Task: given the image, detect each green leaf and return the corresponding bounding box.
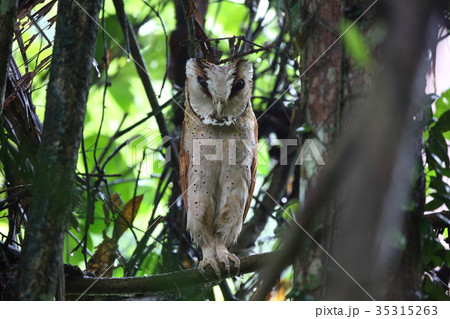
[424,198,443,211]
[429,176,450,194]
[435,88,450,118]
[431,193,450,211]
[440,168,450,177]
[427,128,450,168]
[435,110,450,132]
[282,200,300,220]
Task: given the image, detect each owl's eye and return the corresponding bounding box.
[232,79,245,92]
[197,76,207,89]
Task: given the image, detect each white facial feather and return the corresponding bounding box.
[185,58,253,126]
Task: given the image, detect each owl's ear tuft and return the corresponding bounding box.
[185,58,196,79]
[186,58,206,75]
[235,59,253,79]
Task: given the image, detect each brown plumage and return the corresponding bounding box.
[180,58,257,277]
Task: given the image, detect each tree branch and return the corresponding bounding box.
[65,252,273,296]
[0,0,17,111]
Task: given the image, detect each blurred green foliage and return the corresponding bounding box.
[423,88,450,300]
[341,19,372,66]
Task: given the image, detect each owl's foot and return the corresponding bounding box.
[198,256,221,280]
[216,251,240,278]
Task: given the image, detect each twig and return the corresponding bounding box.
[218,42,276,65]
[92,0,111,172]
[114,96,175,138]
[94,113,128,173]
[100,135,140,172]
[198,36,266,48]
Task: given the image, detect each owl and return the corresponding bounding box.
[179,58,258,278]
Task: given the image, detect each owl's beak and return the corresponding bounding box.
[215,101,224,118]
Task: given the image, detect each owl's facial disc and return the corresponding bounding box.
[186,58,253,126]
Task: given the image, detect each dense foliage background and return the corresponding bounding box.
[0,0,449,300]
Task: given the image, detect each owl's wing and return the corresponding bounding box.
[242,115,258,224]
[179,122,190,212]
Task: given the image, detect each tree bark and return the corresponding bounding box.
[13,0,102,300]
[291,0,343,299]
[0,0,17,110]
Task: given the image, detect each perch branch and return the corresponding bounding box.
[65,252,273,296]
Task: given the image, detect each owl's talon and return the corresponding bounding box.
[197,265,208,279]
[217,252,240,277]
[199,257,221,280]
[224,263,231,278]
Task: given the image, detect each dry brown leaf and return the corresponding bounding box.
[86,236,118,277]
[105,193,124,213]
[113,194,143,240]
[102,193,124,227]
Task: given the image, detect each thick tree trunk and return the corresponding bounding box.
[324,0,432,300]
[256,0,432,301]
[13,0,102,300]
[0,0,17,109]
[290,0,343,299]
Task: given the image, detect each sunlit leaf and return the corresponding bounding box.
[435,88,450,118]
[341,19,371,66]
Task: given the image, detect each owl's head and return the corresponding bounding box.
[185,58,253,126]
